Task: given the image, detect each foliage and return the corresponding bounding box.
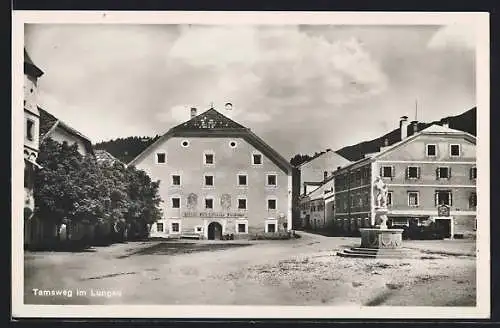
[34,138,162,244]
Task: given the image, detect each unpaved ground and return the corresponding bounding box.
[23,232,476,306]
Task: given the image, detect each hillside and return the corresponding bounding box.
[336,107,477,162]
[94,135,160,164]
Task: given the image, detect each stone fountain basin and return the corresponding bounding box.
[359,228,404,249]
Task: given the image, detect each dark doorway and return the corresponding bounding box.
[434,219,451,239]
[207,222,223,240]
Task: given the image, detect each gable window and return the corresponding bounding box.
[204,153,215,165]
[435,190,453,207]
[450,144,461,157]
[381,166,394,178]
[408,191,419,207]
[171,197,180,209]
[205,197,214,209]
[156,222,164,232]
[172,175,181,186]
[26,119,34,141]
[266,174,277,186]
[470,167,477,180]
[238,174,247,186]
[156,152,166,164]
[252,153,263,165]
[238,198,247,210]
[426,144,437,157]
[436,166,451,179]
[406,166,420,179]
[204,174,214,186]
[469,192,477,208]
[229,141,237,148]
[267,198,277,210]
[181,140,190,148]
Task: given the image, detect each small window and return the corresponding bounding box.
[238,198,247,210]
[26,119,34,141]
[181,140,190,147]
[172,175,181,186]
[229,141,237,148]
[437,167,451,179]
[156,222,164,232]
[252,153,262,165]
[450,144,461,157]
[470,167,477,180]
[381,166,393,178]
[435,190,452,206]
[172,197,180,209]
[171,222,180,233]
[426,144,437,157]
[469,192,477,208]
[205,198,214,209]
[267,174,277,186]
[196,226,203,233]
[156,152,166,164]
[238,174,247,186]
[204,175,214,186]
[408,192,419,207]
[267,223,276,233]
[407,166,420,179]
[268,199,277,210]
[204,153,215,165]
[238,223,246,233]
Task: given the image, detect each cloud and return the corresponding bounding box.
[427,24,476,50]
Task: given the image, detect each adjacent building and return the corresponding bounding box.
[333,117,477,239]
[23,50,44,246]
[292,149,350,229]
[298,176,335,231]
[129,107,293,239]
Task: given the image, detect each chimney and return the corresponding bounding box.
[400,116,409,140]
[410,120,419,136]
[442,121,449,128]
[190,107,197,118]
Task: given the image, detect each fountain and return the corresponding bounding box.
[337,176,408,258]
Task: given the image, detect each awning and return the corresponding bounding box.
[25,157,42,169]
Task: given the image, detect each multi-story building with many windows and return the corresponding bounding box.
[129,107,293,239]
[333,117,477,238]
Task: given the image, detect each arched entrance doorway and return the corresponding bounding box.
[207,222,223,240]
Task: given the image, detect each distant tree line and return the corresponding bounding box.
[290,149,332,167]
[94,135,160,164]
[34,138,163,248]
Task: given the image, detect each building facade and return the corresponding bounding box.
[24,50,44,246]
[298,176,335,231]
[333,119,477,239]
[292,149,350,229]
[129,107,293,240]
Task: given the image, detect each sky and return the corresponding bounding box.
[24,23,476,160]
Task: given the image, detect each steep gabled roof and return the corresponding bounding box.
[24,49,44,78]
[129,108,293,174]
[336,107,477,161]
[95,149,124,165]
[173,108,246,131]
[297,149,351,169]
[333,123,476,175]
[38,107,94,155]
